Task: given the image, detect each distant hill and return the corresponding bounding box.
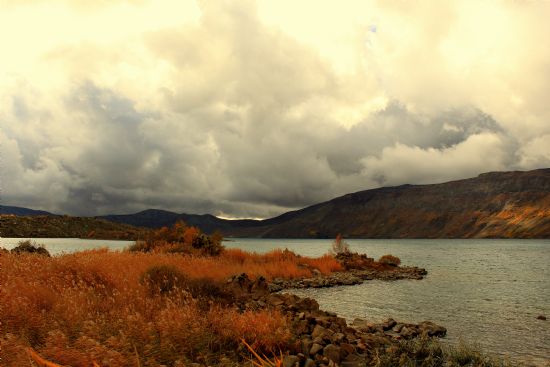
[0,205,56,216]
[100,209,259,233]
[0,215,150,240]
[100,168,550,238]
[5,168,550,238]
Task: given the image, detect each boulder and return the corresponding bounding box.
[418,321,446,337]
[323,344,341,364]
[283,355,300,367]
[309,343,324,356]
[312,325,329,339]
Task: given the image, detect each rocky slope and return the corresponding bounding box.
[222,168,550,238]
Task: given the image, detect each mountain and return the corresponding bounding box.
[0,215,150,240]
[102,168,550,238]
[5,168,550,238]
[0,205,56,216]
[100,209,259,233]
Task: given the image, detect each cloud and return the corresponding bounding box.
[0,0,549,218]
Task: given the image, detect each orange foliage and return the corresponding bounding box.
[0,247,343,366]
[222,248,342,279]
[0,249,304,366]
[183,226,200,245]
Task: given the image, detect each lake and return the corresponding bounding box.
[1,237,549,365]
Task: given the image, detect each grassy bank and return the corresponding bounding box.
[0,246,343,366]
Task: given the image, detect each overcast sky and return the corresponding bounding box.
[1,0,549,218]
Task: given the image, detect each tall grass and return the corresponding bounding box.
[0,249,310,366]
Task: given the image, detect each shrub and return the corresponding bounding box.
[11,240,50,257]
[128,222,224,256]
[186,277,234,308]
[192,233,224,256]
[141,264,187,294]
[378,254,401,267]
[331,234,350,255]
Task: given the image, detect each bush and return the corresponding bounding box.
[11,240,50,257]
[331,234,350,255]
[192,233,224,256]
[379,254,401,267]
[141,264,187,294]
[128,222,224,256]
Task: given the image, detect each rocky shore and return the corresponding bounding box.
[269,266,427,290]
[227,273,446,367]
[270,251,428,291]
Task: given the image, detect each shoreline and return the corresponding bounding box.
[1,240,539,366]
[270,266,427,291]
[227,272,447,366]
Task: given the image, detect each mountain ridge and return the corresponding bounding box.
[99,168,550,238]
[3,168,550,238]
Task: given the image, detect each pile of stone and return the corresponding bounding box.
[225,274,446,367]
[269,266,427,291]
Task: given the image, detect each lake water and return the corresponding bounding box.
[1,237,549,365]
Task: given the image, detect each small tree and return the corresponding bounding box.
[331,234,350,255]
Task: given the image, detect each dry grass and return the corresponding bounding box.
[1,248,334,366]
[0,246,342,366]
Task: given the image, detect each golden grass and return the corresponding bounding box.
[0,247,341,366]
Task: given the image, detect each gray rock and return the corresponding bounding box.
[381,318,397,331]
[323,344,341,364]
[392,323,404,333]
[332,332,345,343]
[283,355,300,367]
[310,343,324,356]
[418,321,446,337]
[301,338,313,355]
[312,325,328,338]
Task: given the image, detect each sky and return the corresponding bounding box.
[1,0,550,218]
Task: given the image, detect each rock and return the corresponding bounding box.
[537,315,547,320]
[304,359,316,367]
[293,320,309,335]
[312,325,328,339]
[392,323,404,333]
[339,343,355,357]
[296,297,320,311]
[266,294,286,307]
[381,318,397,331]
[331,332,345,343]
[399,326,417,339]
[418,321,446,337]
[310,343,324,356]
[301,337,313,355]
[323,344,341,364]
[268,283,283,292]
[342,353,364,367]
[283,355,300,367]
[312,336,325,346]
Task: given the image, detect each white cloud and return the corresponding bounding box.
[0,0,548,217]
